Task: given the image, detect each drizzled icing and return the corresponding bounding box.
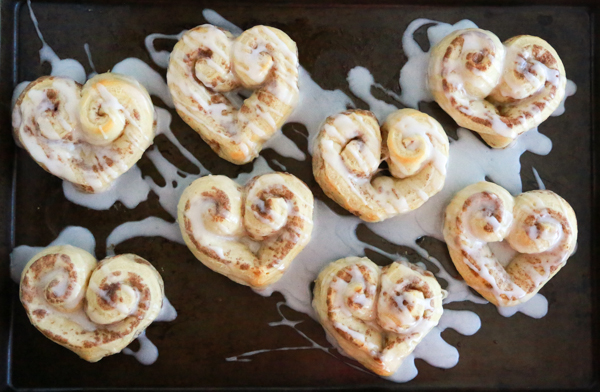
[551,79,576,117]
[11,5,576,383]
[226,301,371,374]
[107,217,184,257]
[532,167,546,190]
[145,32,186,69]
[122,331,159,365]
[26,0,86,84]
[83,43,98,79]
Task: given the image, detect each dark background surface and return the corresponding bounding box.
[0,0,597,390]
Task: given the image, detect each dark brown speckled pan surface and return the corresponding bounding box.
[0,0,598,390]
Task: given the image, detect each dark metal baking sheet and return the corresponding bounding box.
[0,0,598,390]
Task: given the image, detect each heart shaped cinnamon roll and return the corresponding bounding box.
[443,182,577,306]
[12,73,156,193]
[167,24,299,164]
[313,257,445,376]
[177,172,313,288]
[428,29,566,148]
[19,245,164,362]
[313,108,449,222]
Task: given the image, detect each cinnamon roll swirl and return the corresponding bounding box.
[313,257,445,376]
[167,24,299,164]
[428,29,566,148]
[19,245,164,362]
[443,182,577,306]
[177,172,313,288]
[12,73,156,193]
[313,109,449,222]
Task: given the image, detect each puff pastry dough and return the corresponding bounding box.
[313,257,445,376]
[12,73,156,193]
[19,245,164,362]
[167,24,299,164]
[428,29,566,148]
[178,172,313,288]
[443,182,577,306]
[313,109,449,222]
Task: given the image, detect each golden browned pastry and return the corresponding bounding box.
[12,73,156,193]
[177,172,313,288]
[428,29,566,148]
[167,24,299,164]
[313,108,449,222]
[19,245,164,362]
[313,257,445,376]
[443,182,577,306]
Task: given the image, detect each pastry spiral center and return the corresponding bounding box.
[40,259,82,312]
[233,38,274,88]
[386,115,436,178]
[465,192,512,243]
[79,80,128,145]
[201,190,241,237]
[340,138,378,178]
[507,209,564,254]
[490,45,561,104]
[86,280,139,325]
[377,273,437,334]
[246,196,288,239]
[332,265,377,320]
[448,31,504,99]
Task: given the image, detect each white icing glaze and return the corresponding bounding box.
[63,165,150,209]
[27,0,86,84]
[262,131,306,161]
[155,296,178,322]
[123,331,159,365]
[532,167,546,190]
[226,302,333,362]
[551,79,576,117]
[497,293,548,318]
[106,217,184,257]
[144,32,186,69]
[84,43,98,79]
[347,67,397,122]
[288,68,353,154]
